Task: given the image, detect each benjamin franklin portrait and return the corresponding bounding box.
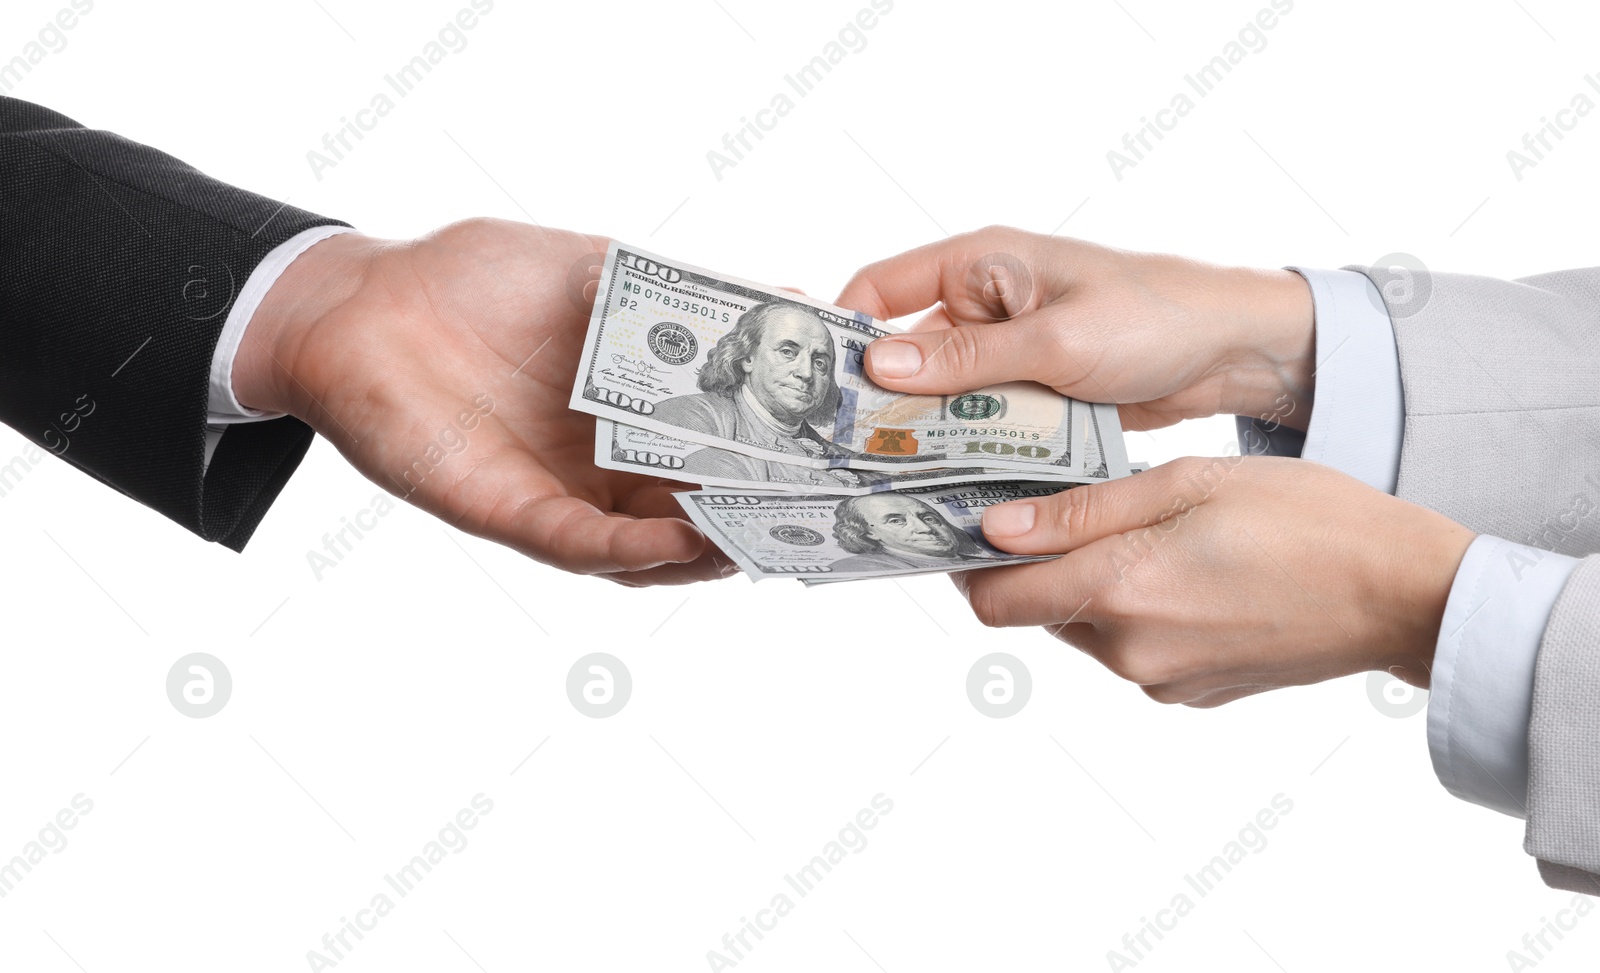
[829,493,993,573]
[655,302,860,484]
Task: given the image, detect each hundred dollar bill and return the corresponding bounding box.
[799,432,1143,586]
[676,482,1078,583]
[1081,401,1132,480]
[570,242,1087,475]
[595,417,1023,494]
[595,398,1123,495]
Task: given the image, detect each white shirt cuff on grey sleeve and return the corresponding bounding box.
[1429,535,1581,818]
[1247,268,1567,824]
[1287,267,1404,494]
[206,224,356,424]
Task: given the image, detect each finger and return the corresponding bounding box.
[510,496,706,575]
[1179,685,1267,708]
[962,499,1195,629]
[960,556,1104,630]
[979,457,1224,555]
[1043,620,1099,650]
[1136,681,1261,707]
[907,306,956,333]
[835,239,958,321]
[605,482,735,584]
[862,312,1065,393]
[617,482,701,520]
[599,547,737,587]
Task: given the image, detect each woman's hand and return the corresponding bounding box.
[837,226,1317,432]
[956,456,1476,705]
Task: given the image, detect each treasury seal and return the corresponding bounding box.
[770,524,825,546]
[948,393,1002,421]
[647,322,698,365]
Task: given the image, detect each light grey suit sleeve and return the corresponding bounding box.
[1350,263,1600,893]
[1527,560,1600,893]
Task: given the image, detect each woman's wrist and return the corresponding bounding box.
[1370,506,1478,689]
[1213,266,1316,429]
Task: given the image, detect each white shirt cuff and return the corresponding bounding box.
[203,424,225,472]
[1429,535,1582,818]
[1289,267,1404,494]
[206,225,355,424]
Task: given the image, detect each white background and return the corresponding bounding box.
[2,0,1599,970]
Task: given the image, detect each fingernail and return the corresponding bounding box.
[870,339,922,379]
[983,502,1036,537]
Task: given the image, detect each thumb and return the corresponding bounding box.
[864,316,1061,394]
[979,458,1225,554]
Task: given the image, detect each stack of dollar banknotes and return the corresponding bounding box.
[569,244,1141,584]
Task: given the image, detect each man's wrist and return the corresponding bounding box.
[1213,267,1316,429]
[232,231,380,416]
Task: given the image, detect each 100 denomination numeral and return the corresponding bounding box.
[959,441,1051,459]
[591,386,655,415]
[617,253,683,283]
[619,449,685,469]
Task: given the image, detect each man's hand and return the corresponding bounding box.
[957,457,1476,705]
[234,218,728,586]
[836,226,1317,432]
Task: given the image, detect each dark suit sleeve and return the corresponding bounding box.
[0,96,350,551]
